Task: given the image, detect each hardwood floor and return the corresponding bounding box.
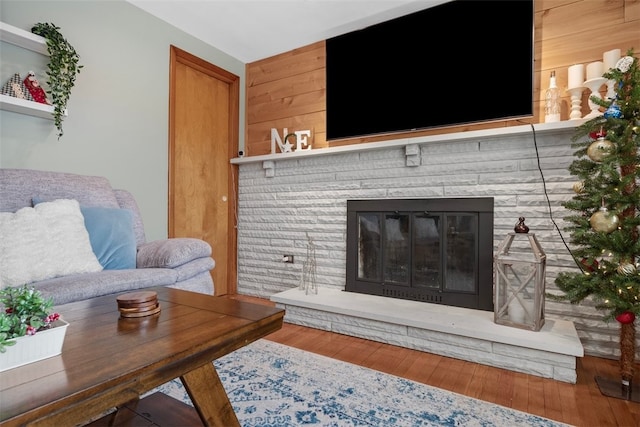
[232,294,640,427]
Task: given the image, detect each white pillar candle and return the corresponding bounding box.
[586,61,604,80]
[568,64,584,88]
[508,298,525,323]
[603,49,621,71]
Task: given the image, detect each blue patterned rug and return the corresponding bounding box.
[148,340,572,427]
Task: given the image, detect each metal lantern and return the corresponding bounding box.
[494,229,546,331]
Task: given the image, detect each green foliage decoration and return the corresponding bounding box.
[552,48,639,386]
[552,49,640,318]
[31,22,83,140]
[0,285,59,353]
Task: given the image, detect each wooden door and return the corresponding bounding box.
[168,46,239,296]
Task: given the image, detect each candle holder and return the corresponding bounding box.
[566,86,585,120]
[583,77,607,119]
[494,229,546,331]
[300,232,318,295]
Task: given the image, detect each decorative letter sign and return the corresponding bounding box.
[270,128,312,154]
[294,130,311,152]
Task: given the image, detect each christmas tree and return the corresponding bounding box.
[554,49,639,400]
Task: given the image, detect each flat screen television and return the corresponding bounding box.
[326,0,535,141]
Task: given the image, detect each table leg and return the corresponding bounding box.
[103,397,140,426]
[180,362,240,427]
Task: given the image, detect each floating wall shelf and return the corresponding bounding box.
[0,21,64,120]
[0,21,48,54]
[0,94,58,119]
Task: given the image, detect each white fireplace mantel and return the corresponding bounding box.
[231,120,586,165]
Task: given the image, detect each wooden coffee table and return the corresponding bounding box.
[0,287,284,426]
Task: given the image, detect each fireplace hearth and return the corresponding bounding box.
[346,198,494,311]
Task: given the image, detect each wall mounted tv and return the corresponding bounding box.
[326,0,534,141]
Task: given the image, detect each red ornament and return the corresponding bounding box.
[589,128,607,140]
[580,258,599,272]
[615,311,636,324]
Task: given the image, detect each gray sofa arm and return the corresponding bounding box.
[137,238,212,269]
[174,257,215,282]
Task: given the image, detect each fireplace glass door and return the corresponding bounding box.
[347,198,494,311]
[358,212,476,293]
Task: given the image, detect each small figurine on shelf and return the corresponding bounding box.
[1,73,35,102]
[23,71,50,105]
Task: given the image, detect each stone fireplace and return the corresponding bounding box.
[233,122,593,380]
[345,198,494,311]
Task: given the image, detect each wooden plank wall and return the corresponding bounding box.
[245,0,639,156]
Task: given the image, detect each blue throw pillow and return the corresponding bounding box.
[32,198,137,270]
[80,207,137,270]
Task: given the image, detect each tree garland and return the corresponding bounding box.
[553,48,639,397]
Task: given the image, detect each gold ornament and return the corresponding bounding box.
[572,181,585,193]
[617,263,637,276]
[589,206,619,233]
[587,138,614,162]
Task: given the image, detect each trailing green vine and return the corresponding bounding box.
[31,23,83,139]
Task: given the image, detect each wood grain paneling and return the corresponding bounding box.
[538,0,625,40]
[628,0,640,21]
[246,0,639,156]
[247,89,325,124]
[247,68,325,105]
[247,43,325,86]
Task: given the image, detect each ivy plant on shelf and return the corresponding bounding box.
[31,22,83,139]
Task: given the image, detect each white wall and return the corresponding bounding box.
[234,124,638,360]
[0,0,245,241]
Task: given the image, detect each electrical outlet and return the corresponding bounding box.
[282,255,294,263]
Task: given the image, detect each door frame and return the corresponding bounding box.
[168,45,239,295]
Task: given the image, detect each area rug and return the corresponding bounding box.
[148,340,572,427]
